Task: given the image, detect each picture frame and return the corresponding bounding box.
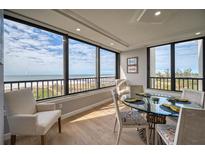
[127,57,138,73]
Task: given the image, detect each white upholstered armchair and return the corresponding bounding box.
[4,88,62,145]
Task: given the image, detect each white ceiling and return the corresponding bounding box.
[5,9,205,52]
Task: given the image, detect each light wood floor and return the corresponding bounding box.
[4,102,149,145]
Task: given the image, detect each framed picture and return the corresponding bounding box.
[127,57,138,73]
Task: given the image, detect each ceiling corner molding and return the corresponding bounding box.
[53,9,129,47]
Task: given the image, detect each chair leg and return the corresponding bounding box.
[41,135,46,145]
[10,135,16,145]
[146,127,149,145]
[113,117,117,132]
[116,127,122,145]
[58,117,61,133]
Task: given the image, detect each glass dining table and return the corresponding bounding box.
[121,93,202,144]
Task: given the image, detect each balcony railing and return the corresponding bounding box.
[175,77,203,91]
[149,77,203,91]
[4,76,116,100]
[100,76,116,88]
[69,77,97,94]
[149,77,171,90]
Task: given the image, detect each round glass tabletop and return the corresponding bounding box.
[122,95,202,117]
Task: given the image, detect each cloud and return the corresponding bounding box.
[152,41,200,73]
[100,49,116,74]
[4,19,63,76]
[4,19,116,78]
[69,39,116,75]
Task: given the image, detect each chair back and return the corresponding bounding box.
[115,79,130,97]
[129,85,144,98]
[115,79,125,86]
[111,89,122,126]
[5,88,37,115]
[181,89,204,107]
[174,108,205,144]
[115,79,128,91]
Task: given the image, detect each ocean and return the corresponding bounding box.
[4,74,114,81]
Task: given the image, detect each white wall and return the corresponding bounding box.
[0,9,4,145]
[120,48,147,87]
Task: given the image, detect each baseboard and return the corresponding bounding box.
[4,97,112,141]
[61,98,112,120]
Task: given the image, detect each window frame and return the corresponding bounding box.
[99,48,117,88]
[4,15,120,100]
[147,37,205,92]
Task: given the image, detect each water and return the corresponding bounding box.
[4,74,114,81]
[4,75,63,81]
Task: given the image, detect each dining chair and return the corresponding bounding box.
[111,89,149,145]
[155,108,205,145]
[181,89,204,108]
[115,79,130,97]
[5,88,62,145]
[129,85,144,98]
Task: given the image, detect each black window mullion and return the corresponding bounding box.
[116,52,120,79]
[171,43,176,91]
[147,48,150,89]
[96,47,100,89]
[63,35,69,95]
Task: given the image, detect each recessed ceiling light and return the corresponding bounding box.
[76,28,81,32]
[195,32,201,35]
[110,43,114,46]
[155,11,161,16]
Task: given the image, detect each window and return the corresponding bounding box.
[4,16,119,100]
[69,38,97,93]
[100,49,116,87]
[175,39,203,91]
[148,38,204,91]
[149,45,171,90]
[4,18,64,99]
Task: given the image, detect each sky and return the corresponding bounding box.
[154,45,171,73]
[153,40,201,74]
[69,39,116,76]
[4,19,116,77]
[4,18,200,78]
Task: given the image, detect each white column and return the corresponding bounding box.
[150,48,156,77]
[198,40,203,90]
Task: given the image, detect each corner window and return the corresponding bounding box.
[148,38,204,91]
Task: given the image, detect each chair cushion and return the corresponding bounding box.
[36,110,61,135]
[120,110,147,125]
[156,124,176,145]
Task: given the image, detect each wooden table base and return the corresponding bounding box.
[147,113,166,144]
